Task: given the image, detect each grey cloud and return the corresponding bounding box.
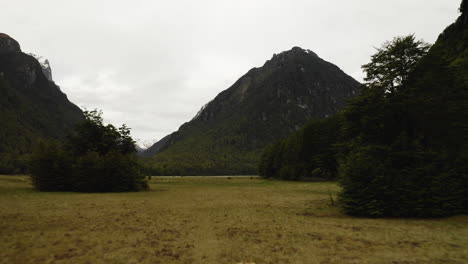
[2,0,461,145]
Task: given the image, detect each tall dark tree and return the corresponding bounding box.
[362,35,430,93]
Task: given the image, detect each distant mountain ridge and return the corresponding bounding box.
[143,47,360,175]
[0,33,83,155]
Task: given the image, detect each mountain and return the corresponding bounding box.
[0,33,83,160]
[143,47,360,175]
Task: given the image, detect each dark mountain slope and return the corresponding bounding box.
[404,1,468,158]
[144,47,360,175]
[0,34,83,156]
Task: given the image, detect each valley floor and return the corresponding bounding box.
[0,175,467,264]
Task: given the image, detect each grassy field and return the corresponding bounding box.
[0,175,467,264]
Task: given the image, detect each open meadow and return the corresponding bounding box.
[0,175,467,264]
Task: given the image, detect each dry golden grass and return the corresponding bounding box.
[0,175,467,264]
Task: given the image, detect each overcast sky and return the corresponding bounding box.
[2,0,462,146]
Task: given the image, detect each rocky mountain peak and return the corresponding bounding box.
[29,54,53,82]
[188,46,358,126]
[267,46,319,66]
[0,33,21,55]
[287,46,318,57]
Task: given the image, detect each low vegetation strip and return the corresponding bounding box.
[0,175,467,264]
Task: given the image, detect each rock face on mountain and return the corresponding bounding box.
[0,33,21,55]
[144,47,360,175]
[29,54,53,82]
[40,59,53,81]
[0,33,83,155]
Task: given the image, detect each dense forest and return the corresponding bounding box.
[260,2,468,217]
[258,116,341,181]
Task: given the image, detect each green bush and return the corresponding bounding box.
[30,141,72,191]
[70,151,147,192]
[339,142,468,217]
[30,110,148,192]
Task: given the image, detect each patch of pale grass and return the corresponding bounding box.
[0,175,467,264]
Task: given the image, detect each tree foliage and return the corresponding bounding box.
[0,153,29,175]
[30,141,72,191]
[258,116,342,181]
[362,35,430,93]
[30,110,148,192]
[68,110,136,156]
[338,31,468,217]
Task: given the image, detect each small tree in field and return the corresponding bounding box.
[30,110,148,192]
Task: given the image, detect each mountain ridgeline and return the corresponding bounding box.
[143,47,360,175]
[0,33,83,173]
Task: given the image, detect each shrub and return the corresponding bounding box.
[30,110,148,192]
[30,141,72,191]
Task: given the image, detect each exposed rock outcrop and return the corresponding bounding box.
[29,54,53,82]
[0,33,21,55]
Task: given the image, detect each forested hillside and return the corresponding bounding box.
[0,34,83,173]
[144,47,360,175]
